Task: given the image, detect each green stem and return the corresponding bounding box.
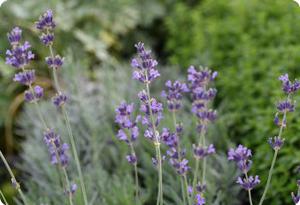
[245,173,253,205]
[0,151,29,205]
[183,175,192,205]
[0,190,8,205]
[62,108,88,205]
[129,142,139,202]
[258,110,287,205]
[49,44,89,205]
[171,111,188,205]
[144,75,163,205]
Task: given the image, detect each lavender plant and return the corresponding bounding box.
[228,73,300,205]
[35,10,88,205]
[3,19,77,205]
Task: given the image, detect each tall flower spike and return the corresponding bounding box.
[131,42,160,84]
[43,129,69,167]
[35,9,56,31]
[161,80,189,111]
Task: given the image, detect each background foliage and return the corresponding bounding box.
[1,0,300,204]
[166,0,300,204]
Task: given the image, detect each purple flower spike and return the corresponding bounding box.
[228,145,252,173]
[43,129,69,167]
[161,128,178,148]
[131,42,160,84]
[292,192,300,204]
[13,70,35,85]
[162,80,189,111]
[40,33,54,46]
[115,102,139,143]
[36,9,56,30]
[237,175,260,190]
[46,55,64,69]
[268,136,284,150]
[6,41,34,68]
[195,194,206,205]
[193,144,215,159]
[52,93,68,107]
[126,154,137,164]
[278,73,300,94]
[277,100,295,113]
[24,85,44,102]
[7,27,22,46]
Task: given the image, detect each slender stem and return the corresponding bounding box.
[62,108,88,205]
[129,141,139,202]
[183,175,192,205]
[258,110,287,205]
[144,75,163,205]
[171,111,188,204]
[245,173,253,205]
[0,151,29,205]
[0,190,9,205]
[48,44,89,205]
[258,149,279,205]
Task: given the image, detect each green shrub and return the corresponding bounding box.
[165,0,300,204]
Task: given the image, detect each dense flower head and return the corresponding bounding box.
[195,109,217,122]
[131,42,160,84]
[193,144,215,159]
[66,183,77,196]
[6,41,34,68]
[52,93,68,107]
[228,145,252,173]
[46,55,64,69]
[169,158,189,175]
[43,129,69,167]
[277,100,295,113]
[138,90,163,133]
[268,136,284,150]
[24,85,44,102]
[40,33,54,46]
[161,80,189,111]
[195,194,205,205]
[161,128,178,148]
[36,9,56,31]
[7,27,22,46]
[279,74,300,94]
[237,175,260,190]
[188,66,217,90]
[126,154,137,164]
[13,70,35,85]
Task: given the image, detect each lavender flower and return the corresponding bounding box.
[43,129,69,167]
[40,33,54,46]
[169,158,189,175]
[161,128,178,148]
[52,93,68,107]
[193,144,215,159]
[138,90,163,141]
[126,154,137,164]
[7,27,22,46]
[292,192,300,204]
[237,176,260,190]
[228,145,252,173]
[195,194,205,205]
[65,183,77,196]
[268,136,284,150]
[24,85,44,102]
[131,42,160,84]
[13,70,35,85]
[161,80,189,111]
[279,74,300,94]
[276,100,295,113]
[115,102,139,164]
[187,66,218,134]
[46,55,64,69]
[6,40,34,68]
[35,9,56,31]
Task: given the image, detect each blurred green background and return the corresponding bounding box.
[1,0,300,204]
